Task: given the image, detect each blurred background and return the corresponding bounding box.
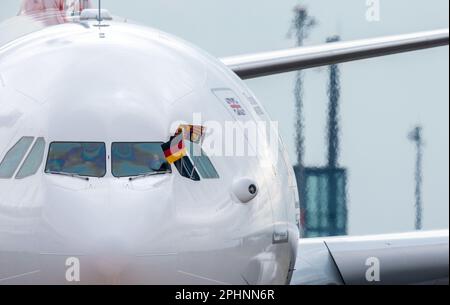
[1,0,448,236]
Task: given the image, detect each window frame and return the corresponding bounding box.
[0,136,35,179]
[111,141,172,178]
[186,141,220,180]
[174,156,201,182]
[15,137,46,180]
[45,141,107,178]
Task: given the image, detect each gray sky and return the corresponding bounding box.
[1,0,448,235]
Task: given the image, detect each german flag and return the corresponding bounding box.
[161,133,187,164]
[177,125,206,144]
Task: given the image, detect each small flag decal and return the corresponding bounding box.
[225,97,246,116]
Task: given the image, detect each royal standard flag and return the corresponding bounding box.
[162,133,187,164]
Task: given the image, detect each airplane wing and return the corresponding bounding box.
[222,30,449,285]
[290,230,449,285]
[220,29,449,79]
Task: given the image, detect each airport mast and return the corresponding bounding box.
[291,6,316,232]
[291,6,316,168]
[290,8,348,237]
[326,35,344,235]
[326,36,341,170]
[408,126,424,230]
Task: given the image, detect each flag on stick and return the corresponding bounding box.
[177,125,206,144]
[161,133,187,164]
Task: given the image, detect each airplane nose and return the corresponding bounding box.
[91,237,131,277]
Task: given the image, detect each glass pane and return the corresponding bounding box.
[302,168,348,237]
[187,142,220,179]
[45,142,106,177]
[112,142,171,178]
[16,137,46,179]
[0,137,34,179]
[174,156,200,181]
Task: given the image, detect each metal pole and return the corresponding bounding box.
[98,0,102,21]
[292,6,316,168]
[326,35,341,169]
[326,35,342,235]
[409,126,423,230]
[291,6,316,235]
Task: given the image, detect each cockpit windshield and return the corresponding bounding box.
[45,142,106,178]
[112,143,171,178]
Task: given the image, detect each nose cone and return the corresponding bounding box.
[39,182,180,284]
[42,176,176,254]
[91,237,132,277]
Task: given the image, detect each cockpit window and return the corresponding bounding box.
[174,157,201,181]
[112,142,171,178]
[45,142,106,178]
[187,142,220,179]
[16,137,46,179]
[0,137,34,179]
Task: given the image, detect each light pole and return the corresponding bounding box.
[408,126,424,230]
[290,6,316,168]
[326,35,344,235]
[290,6,316,234]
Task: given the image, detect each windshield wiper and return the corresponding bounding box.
[128,171,170,181]
[47,171,90,181]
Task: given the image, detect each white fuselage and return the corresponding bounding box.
[0,16,299,284]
